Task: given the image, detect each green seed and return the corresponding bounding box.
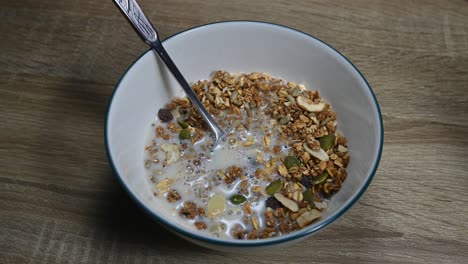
[313,172,329,185]
[284,156,301,170]
[179,129,191,140]
[318,134,336,151]
[177,118,190,129]
[279,116,290,125]
[230,194,247,205]
[302,189,314,203]
[290,88,301,97]
[265,179,283,195]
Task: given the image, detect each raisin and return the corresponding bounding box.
[158,108,173,122]
[265,196,283,210]
[299,175,312,188]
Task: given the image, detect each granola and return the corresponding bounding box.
[144,71,349,240]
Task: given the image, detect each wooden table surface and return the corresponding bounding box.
[1,0,468,263]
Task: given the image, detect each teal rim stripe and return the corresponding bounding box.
[105,20,384,247]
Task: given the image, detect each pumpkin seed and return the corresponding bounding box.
[278,115,290,125]
[179,129,191,140]
[302,189,314,203]
[313,172,329,185]
[318,134,336,151]
[290,88,301,97]
[230,194,247,205]
[284,156,300,170]
[177,118,190,129]
[265,179,283,195]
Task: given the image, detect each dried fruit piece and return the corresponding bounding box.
[318,134,336,151]
[296,96,326,112]
[300,176,312,189]
[160,143,180,164]
[296,209,322,228]
[265,196,283,209]
[230,194,247,205]
[265,179,283,195]
[158,108,173,122]
[274,193,299,212]
[207,194,226,218]
[284,156,300,170]
[303,143,329,161]
[313,172,329,185]
[179,128,191,140]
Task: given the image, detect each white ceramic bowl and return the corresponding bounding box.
[106,21,383,251]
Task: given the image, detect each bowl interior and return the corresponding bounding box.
[106,21,382,246]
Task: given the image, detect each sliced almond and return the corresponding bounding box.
[303,143,329,161]
[296,209,322,228]
[296,96,326,112]
[274,193,299,212]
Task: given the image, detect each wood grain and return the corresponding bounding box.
[1,0,468,263]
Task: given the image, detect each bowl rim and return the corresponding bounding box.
[105,20,384,247]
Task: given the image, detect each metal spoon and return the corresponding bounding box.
[113,0,225,145]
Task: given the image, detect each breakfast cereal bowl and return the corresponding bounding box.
[105,21,383,251]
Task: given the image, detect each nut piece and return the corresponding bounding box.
[296,209,322,228]
[252,217,260,230]
[274,193,299,212]
[278,164,289,177]
[303,143,329,161]
[314,201,328,210]
[206,193,226,218]
[160,143,180,164]
[296,96,326,112]
[156,178,174,193]
[338,145,348,153]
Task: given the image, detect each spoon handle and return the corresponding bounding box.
[112,0,225,144]
[151,42,226,144]
[113,0,158,45]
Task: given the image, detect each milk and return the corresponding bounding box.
[143,108,284,239]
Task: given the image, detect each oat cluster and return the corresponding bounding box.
[145,71,350,239]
